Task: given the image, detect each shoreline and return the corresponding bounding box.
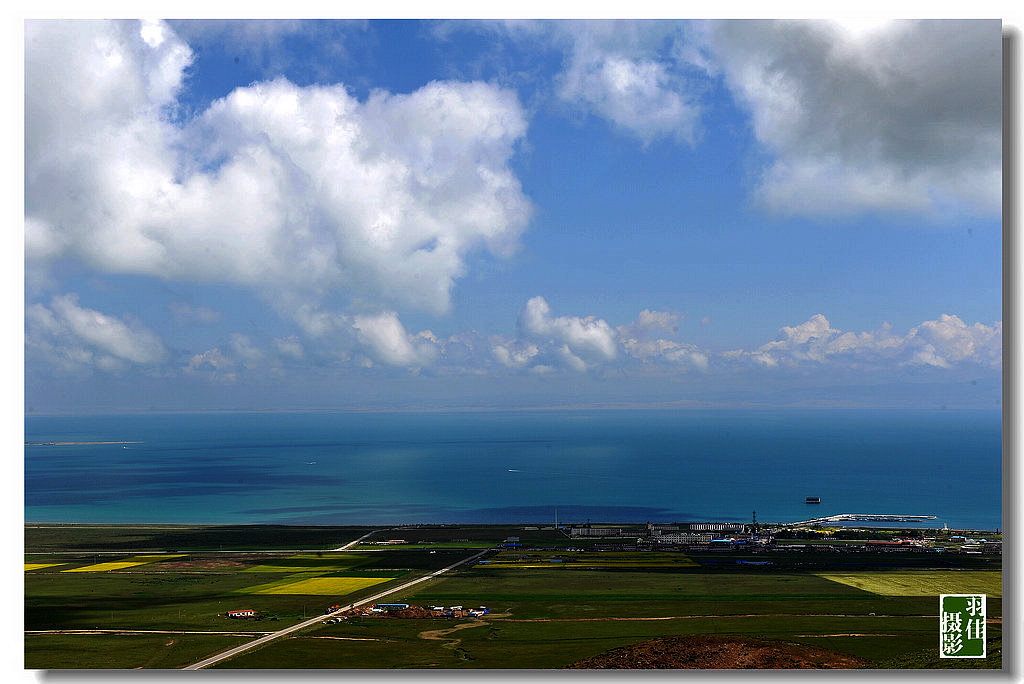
[23,521,1003,534]
[26,441,143,446]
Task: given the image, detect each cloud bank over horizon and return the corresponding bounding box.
[27,289,1002,384]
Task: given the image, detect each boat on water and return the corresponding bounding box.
[805,496,821,504]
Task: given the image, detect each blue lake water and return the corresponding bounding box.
[24,409,1003,530]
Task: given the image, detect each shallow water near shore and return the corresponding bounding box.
[24,408,1002,530]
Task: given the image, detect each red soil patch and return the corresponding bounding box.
[567,635,869,670]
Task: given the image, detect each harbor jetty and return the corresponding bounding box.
[782,513,938,527]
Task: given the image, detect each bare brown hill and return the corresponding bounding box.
[566,635,869,670]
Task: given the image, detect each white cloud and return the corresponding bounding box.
[621,337,708,371]
[352,311,439,368]
[754,313,839,363]
[427,19,1000,218]
[703,19,1001,216]
[452,20,701,145]
[636,309,680,332]
[492,339,539,368]
[548,21,701,145]
[185,347,237,382]
[26,20,532,327]
[26,294,167,372]
[904,315,1002,368]
[616,309,705,371]
[616,309,680,341]
[557,344,587,372]
[729,313,1001,370]
[559,50,699,146]
[519,296,618,363]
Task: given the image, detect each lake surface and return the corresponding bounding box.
[24,408,1002,530]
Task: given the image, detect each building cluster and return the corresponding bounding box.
[335,603,489,619]
[569,521,762,551]
[567,522,1001,555]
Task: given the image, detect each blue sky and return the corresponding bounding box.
[23,19,1003,412]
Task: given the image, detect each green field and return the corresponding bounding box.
[242,553,374,573]
[25,633,255,670]
[219,563,1003,668]
[25,524,1004,670]
[221,610,1001,669]
[483,550,699,568]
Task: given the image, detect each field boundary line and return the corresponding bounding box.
[182,548,490,670]
[27,629,274,636]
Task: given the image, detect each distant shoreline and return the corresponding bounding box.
[25,441,143,446]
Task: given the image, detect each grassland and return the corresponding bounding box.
[483,550,699,568]
[25,524,1003,670]
[219,561,1002,669]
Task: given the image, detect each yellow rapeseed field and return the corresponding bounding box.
[24,563,66,571]
[816,570,1002,597]
[63,561,152,572]
[249,576,394,596]
[61,554,185,573]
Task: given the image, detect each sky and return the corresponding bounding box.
[22,18,1004,413]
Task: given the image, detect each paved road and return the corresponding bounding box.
[332,529,382,551]
[182,548,491,670]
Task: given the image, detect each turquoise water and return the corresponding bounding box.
[24,409,1002,530]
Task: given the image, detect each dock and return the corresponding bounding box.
[782,513,938,527]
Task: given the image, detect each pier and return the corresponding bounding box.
[782,513,938,527]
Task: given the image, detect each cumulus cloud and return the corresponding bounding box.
[26,294,167,372]
[904,315,1002,368]
[728,313,1001,370]
[352,311,439,368]
[491,20,702,145]
[702,19,1001,216]
[558,45,700,146]
[454,19,999,216]
[492,339,539,368]
[519,296,618,365]
[183,332,313,380]
[617,309,680,339]
[621,337,709,371]
[615,309,706,371]
[26,20,532,327]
